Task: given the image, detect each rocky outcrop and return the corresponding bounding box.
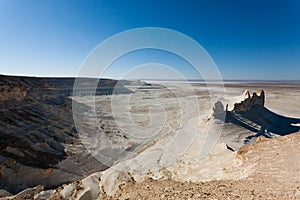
[212,90,265,117]
[213,101,225,117]
[0,84,26,101]
[0,75,59,101]
[213,89,300,147]
[233,90,265,112]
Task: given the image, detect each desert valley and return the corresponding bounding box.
[0,75,299,199]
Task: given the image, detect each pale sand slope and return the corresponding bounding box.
[109,132,300,200]
[68,83,240,196]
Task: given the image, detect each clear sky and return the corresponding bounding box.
[0,0,299,80]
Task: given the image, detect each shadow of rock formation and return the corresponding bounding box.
[226,105,300,138]
[213,89,300,144]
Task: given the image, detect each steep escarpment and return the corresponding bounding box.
[0,75,79,194]
[0,75,134,195]
[0,75,57,101]
[0,76,71,168]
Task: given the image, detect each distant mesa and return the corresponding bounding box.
[0,75,58,101]
[0,75,136,100]
[47,77,133,96]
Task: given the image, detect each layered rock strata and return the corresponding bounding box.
[0,75,133,195]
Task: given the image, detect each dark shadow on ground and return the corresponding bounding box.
[221,104,300,143]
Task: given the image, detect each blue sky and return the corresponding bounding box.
[0,0,299,80]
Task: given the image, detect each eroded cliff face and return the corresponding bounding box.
[0,75,126,195]
[0,75,59,102]
[0,84,27,101]
[213,89,265,116]
[233,90,265,112]
[0,75,77,194]
[0,75,138,196]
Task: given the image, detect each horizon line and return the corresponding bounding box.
[1,73,300,83]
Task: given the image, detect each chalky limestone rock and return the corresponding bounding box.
[213,89,265,117]
[233,90,265,112]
